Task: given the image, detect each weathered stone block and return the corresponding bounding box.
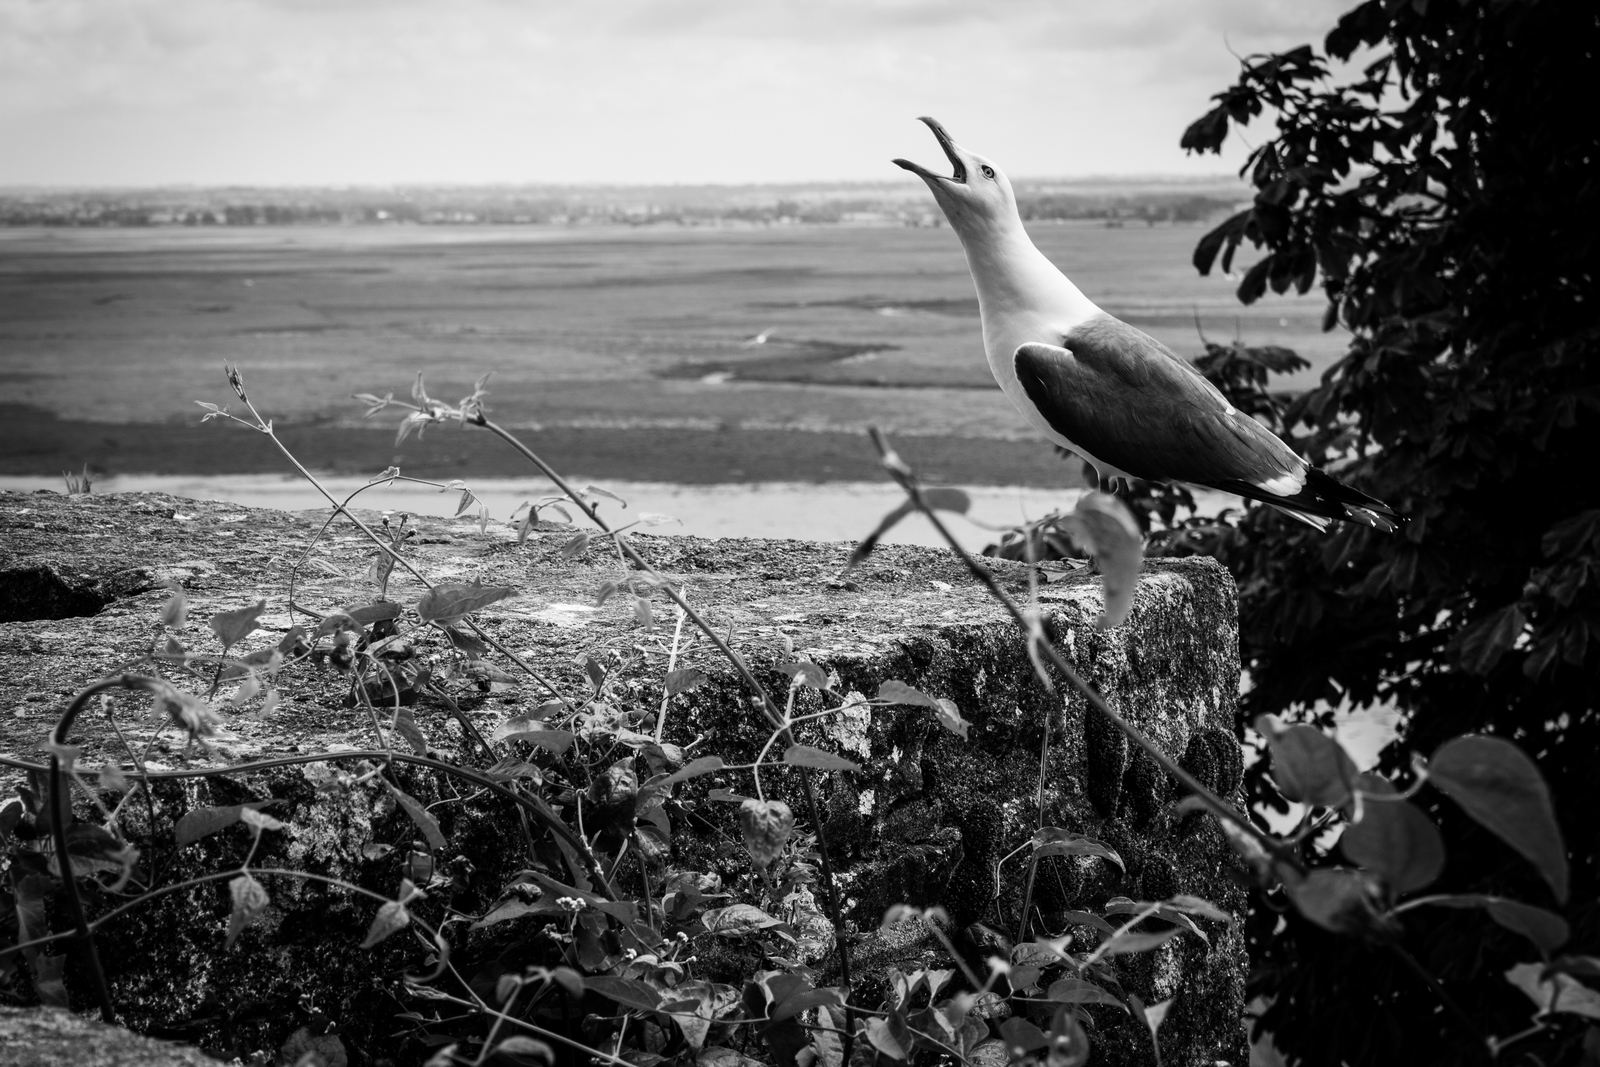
[0,490,1248,1066]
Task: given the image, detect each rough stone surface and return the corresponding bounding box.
[0,489,1249,1066]
[0,1005,223,1066]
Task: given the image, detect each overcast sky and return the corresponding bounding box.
[0,0,1355,187]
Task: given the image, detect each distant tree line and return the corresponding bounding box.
[0,189,1239,229]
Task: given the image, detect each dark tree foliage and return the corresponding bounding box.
[1165,2,1600,1064]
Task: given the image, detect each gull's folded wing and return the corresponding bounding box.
[1014,317,1305,493]
[1014,318,1400,530]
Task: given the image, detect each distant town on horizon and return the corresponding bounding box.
[0,175,1249,229]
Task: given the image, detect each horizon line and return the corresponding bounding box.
[0,173,1247,195]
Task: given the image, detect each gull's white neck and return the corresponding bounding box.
[955,215,1101,341]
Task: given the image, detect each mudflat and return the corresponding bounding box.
[0,222,1339,484]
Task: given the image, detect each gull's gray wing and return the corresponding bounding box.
[1014,315,1305,495]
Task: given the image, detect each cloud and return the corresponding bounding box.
[0,0,1358,184]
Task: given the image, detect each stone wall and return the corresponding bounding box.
[0,490,1249,1066]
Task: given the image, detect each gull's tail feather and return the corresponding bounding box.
[1210,467,1401,532]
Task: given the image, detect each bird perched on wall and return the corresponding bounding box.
[893,117,1398,532]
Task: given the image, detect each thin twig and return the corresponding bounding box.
[655,602,689,744]
[465,411,857,1061]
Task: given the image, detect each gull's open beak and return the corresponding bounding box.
[892,116,967,184]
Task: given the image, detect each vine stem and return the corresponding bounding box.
[865,427,1298,870]
[49,675,165,1022]
[654,602,689,744]
[211,375,570,709]
[36,681,618,901]
[465,411,856,1062]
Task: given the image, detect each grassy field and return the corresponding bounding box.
[0,220,1344,485]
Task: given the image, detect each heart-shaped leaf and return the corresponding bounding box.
[1341,792,1445,896]
[1257,716,1357,808]
[737,800,795,871]
[362,899,411,948]
[1427,735,1568,903]
[1062,492,1143,629]
[778,662,829,691]
[1415,895,1570,958]
[416,580,515,625]
[175,803,270,848]
[226,873,270,949]
[209,599,265,651]
[666,668,708,698]
[384,781,446,852]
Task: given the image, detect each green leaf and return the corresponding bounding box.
[778,661,828,690]
[416,580,515,625]
[769,986,843,1022]
[865,1017,912,1060]
[1128,995,1171,1056]
[1166,895,1233,924]
[174,803,268,848]
[585,483,627,508]
[1454,603,1527,675]
[495,1036,554,1063]
[1032,827,1124,870]
[1047,1005,1092,1067]
[1045,977,1126,1010]
[1416,895,1569,958]
[666,667,708,698]
[782,745,860,772]
[1427,735,1568,903]
[1341,792,1445,895]
[383,780,447,853]
[1256,716,1357,807]
[347,601,402,625]
[491,721,577,755]
[392,708,429,755]
[560,531,592,558]
[876,680,938,707]
[1061,492,1143,629]
[361,899,411,948]
[644,756,726,794]
[586,975,663,1014]
[550,967,586,998]
[471,897,560,929]
[159,581,188,627]
[1280,867,1391,937]
[209,599,265,651]
[998,1017,1049,1055]
[239,808,284,832]
[933,698,970,739]
[1060,910,1117,937]
[1098,928,1181,956]
[1505,962,1600,1021]
[847,500,914,570]
[1102,897,1210,945]
[702,903,784,937]
[31,953,68,1009]
[226,873,270,949]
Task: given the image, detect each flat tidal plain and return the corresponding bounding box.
[0,221,1342,485]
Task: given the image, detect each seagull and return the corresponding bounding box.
[893,117,1398,532]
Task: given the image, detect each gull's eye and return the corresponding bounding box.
[980,165,995,180]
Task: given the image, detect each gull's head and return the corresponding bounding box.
[892,117,1017,239]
